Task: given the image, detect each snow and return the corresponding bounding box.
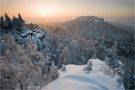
[94,19,101,23]
[21,29,33,37]
[34,32,44,38]
[42,59,125,90]
[20,28,46,45]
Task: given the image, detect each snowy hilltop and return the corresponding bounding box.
[42,59,125,90]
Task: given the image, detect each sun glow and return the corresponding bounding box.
[1,0,132,24]
[42,12,47,17]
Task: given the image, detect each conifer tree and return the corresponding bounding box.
[92,52,97,59]
[84,59,92,73]
[12,16,18,30]
[0,16,5,31]
[112,41,118,55]
[61,64,66,71]
[50,62,59,80]
[17,13,25,30]
[4,13,12,32]
[58,47,69,67]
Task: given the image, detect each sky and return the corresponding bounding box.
[0,0,134,24]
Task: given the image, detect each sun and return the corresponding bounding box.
[42,12,47,17]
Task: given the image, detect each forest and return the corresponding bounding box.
[0,13,134,90]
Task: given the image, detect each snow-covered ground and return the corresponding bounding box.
[42,59,125,90]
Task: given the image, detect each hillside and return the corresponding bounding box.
[0,14,134,90]
[47,16,134,89]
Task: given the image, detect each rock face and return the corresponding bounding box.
[11,27,49,51]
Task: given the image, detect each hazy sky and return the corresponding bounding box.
[0,0,134,24]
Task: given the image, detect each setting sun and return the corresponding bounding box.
[0,0,134,24]
[42,12,47,17]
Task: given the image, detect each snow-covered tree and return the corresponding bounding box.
[68,40,79,64]
[4,49,12,63]
[99,65,114,77]
[92,52,97,59]
[104,56,110,65]
[58,47,70,67]
[79,52,86,64]
[17,13,25,30]
[86,59,92,70]
[112,41,118,55]
[0,58,18,90]
[4,13,12,32]
[98,36,104,47]
[25,42,46,66]
[117,77,123,87]
[18,13,24,23]
[1,13,25,33]
[12,13,25,31]
[42,56,51,75]
[0,33,45,90]
[50,62,59,81]
[84,59,92,73]
[12,16,20,31]
[61,64,66,72]
[0,16,5,31]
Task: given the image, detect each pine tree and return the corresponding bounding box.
[92,52,97,59]
[12,16,18,30]
[104,56,110,65]
[4,13,12,32]
[0,16,5,31]
[61,64,66,71]
[84,59,92,73]
[112,41,118,55]
[117,77,123,87]
[0,59,18,90]
[18,13,23,21]
[12,14,25,31]
[17,13,25,31]
[58,47,69,67]
[68,40,79,64]
[5,49,12,63]
[50,62,59,80]
[86,59,92,70]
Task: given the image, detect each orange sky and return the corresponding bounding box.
[0,0,134,24]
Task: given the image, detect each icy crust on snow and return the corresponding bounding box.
[42,59,125,90]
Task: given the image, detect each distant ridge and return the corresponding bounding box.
[75,16,104,23]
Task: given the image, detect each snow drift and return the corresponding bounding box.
[42,59,125,90]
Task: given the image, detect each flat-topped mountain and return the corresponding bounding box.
[75,16,104,23]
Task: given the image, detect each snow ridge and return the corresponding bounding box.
[42,59,125,90]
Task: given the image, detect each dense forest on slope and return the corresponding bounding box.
[47,16,134,89]
[0,14,134,90]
